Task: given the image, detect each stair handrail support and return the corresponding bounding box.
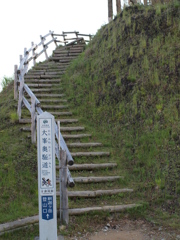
[60,149,69,225]
[14,34,94,226]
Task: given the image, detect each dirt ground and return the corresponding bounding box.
[66,218,180,240]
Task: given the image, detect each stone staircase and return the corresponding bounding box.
[20,41,140,216]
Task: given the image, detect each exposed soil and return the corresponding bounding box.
[66,218,180,240]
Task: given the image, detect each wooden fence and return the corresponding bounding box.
[14,31,92,224]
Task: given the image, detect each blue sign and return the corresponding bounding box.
[42,196,53,220]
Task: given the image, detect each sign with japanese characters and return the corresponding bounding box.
[42,196,53,220]
[37,112,57,240]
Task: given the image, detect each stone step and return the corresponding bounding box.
[62,134,91,139]
[64,46,85,50]
[19,119,31,124]
[50,111,72,116]
[32,66,68,71]
[33,66,68,70]
[57,176,122,183]
[68,163,117,171]
[26,84,59,87]
[60,126,84,132]
[55,46,84,52]
[44,72,64,75]
[65,189,133,198]
[50,56,77,61]
[67,143,102,148]
[21,125,83,132]
[68,204,141,215]
[40,74,64,79]
[38,61,70,65]
[30,88,62,92]
[40,99,67,103]
[51,112,72,116]
[25,75,40,79]
[35,94,65,98]
[25,74,63,79]
[71,152,110,157]
[25,79,61,83]
[53,51,80,55]
[55,119,78,123]
[53,49,83,54]
[20,127,30,132]
[41,105,68,109]
[28,71,64,75]
[0,204,141,233]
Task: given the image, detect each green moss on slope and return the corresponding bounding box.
[0,83,38,223]
[63,2,180,223]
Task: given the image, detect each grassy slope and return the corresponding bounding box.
[62,2,180,227]
[0,2,179,238]
[0,83,38,223]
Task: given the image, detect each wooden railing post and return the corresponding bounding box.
[17,73,24,119]
[40,35,48,60]
[75,31,78,40]
[14,65,18,100]
[24,48,29,75]
[31,42,36,66]
[116,0,121,13]
[60,150,69,225]
[50,30,58,47]
[108,0,113,22]
[20,54,23,63]
[62,32,67,45]
[31,96,36,143]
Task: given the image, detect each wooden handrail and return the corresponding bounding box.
[18,30,93,72]
[24,84,40,106]
[45,38,57,47]
[62,31,79,34]
[15,31,93,226]
[16,32,93,185]
[22,96,31,112]
[42,31,54,39]
[53,34,67,37]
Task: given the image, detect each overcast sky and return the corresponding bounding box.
[0,0,121,92]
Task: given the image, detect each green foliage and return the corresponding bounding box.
[62,2,180,228]
[0,83,38,225]
[1,76,13,91]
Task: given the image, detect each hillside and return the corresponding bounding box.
[0,1,179,239]
[62,2,180,227]
[0,83,38,224]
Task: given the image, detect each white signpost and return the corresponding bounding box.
[37,112,57,240]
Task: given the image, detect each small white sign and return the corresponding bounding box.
[37,112,57,240]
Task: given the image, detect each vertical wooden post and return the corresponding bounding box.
[24,48,29,76]
[62,31,67,45]
[31,96,36,143]
[32,42,36,66]
[20,55,23,63]
[60,150,69,225]
[40,35,48,60]
[116,0,121,13]
[50,30,58,47]
[58,121,62,223]
[17,73,24,119]
[108,0,113,22]
[14,65,18,100]
[75,31,78,40]
[24,48,27,56]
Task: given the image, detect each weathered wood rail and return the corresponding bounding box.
[14,31,93,225]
